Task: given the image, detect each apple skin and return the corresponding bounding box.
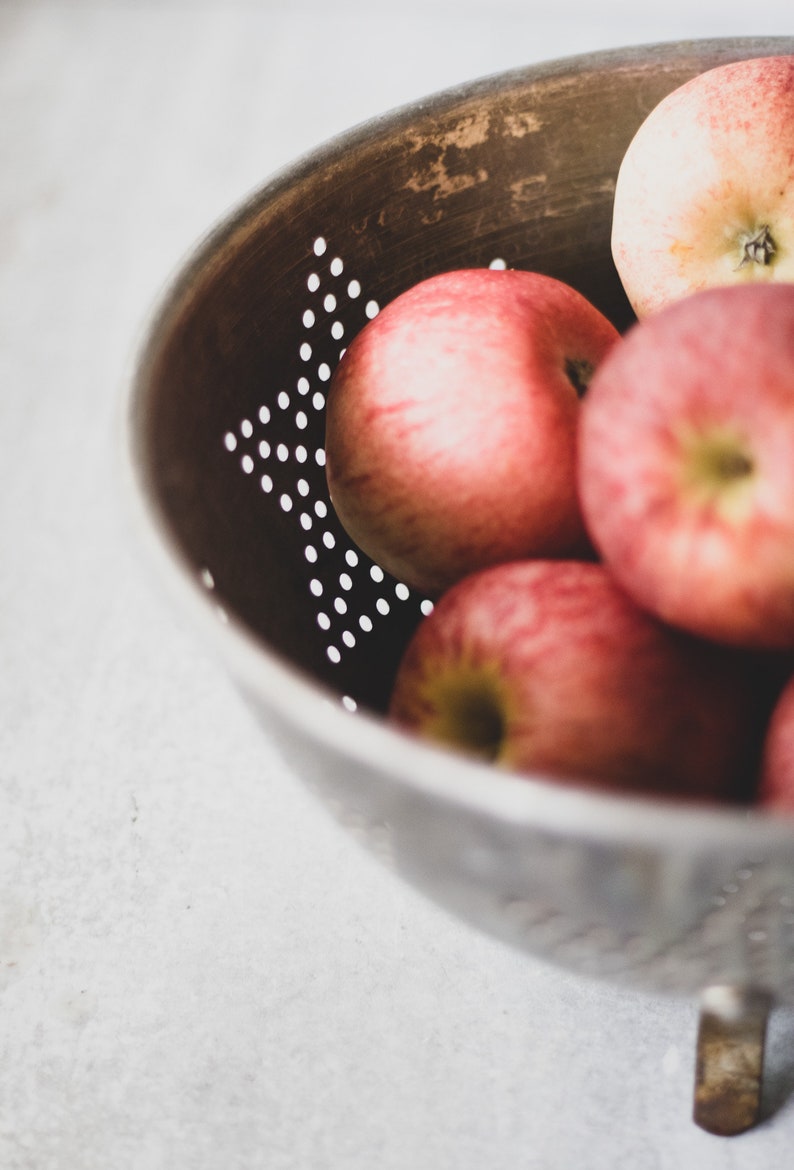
[389,559,759,802]
[324,268,619,596]
[612,55,794,318]
[578,283,794,651]
[759,670,794,810]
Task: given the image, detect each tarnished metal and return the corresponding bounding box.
[694,986,771,1136]
[124,38,794,1132]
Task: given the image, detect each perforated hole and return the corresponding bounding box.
[220,235,468,684]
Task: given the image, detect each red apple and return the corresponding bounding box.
[612,55,794,318]
[324,268,619,596]
[389,559,757,801]
[758,671,794,811]
[578,283,794,651]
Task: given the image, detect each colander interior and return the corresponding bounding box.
[131,47,673,715]
[134,40,794,724]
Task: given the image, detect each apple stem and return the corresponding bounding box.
[737,225,776,269]
[713,448,754,482]
[565,357,595,398]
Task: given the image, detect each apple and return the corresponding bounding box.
[324,268,619,596]
[611,55,794,318]
[759,671,794,811]
[578,282,794,651]
[389,559,759,801]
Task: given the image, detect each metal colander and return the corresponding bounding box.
[125,37,794,1135]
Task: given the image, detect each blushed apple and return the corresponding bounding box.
[389,559,758,802]
[612,55,794,318]
[757,666,794,811]
[578,283,794,650]
[324,268,619,596]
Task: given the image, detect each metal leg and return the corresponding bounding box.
[693,985,772,1136]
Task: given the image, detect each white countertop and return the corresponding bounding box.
[4,2,794,1166]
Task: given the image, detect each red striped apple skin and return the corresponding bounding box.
[578,283,794,651]
[389,560,761,802]
[325,269,619,597]
[612,55,794,318]
[760,672,794,811]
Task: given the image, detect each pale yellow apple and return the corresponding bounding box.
[612,56,794,318]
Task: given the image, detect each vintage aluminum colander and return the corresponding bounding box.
[125,37,794,1136]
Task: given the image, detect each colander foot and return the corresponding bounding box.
[693,984,771,1135]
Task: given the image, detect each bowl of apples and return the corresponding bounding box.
[126,36,794,1134]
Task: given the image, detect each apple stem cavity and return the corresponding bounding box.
[430,674,507,763]
[679,428,756,517]
[696,442,754,487]
[565,356,596,398]
[737,224,777,269]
